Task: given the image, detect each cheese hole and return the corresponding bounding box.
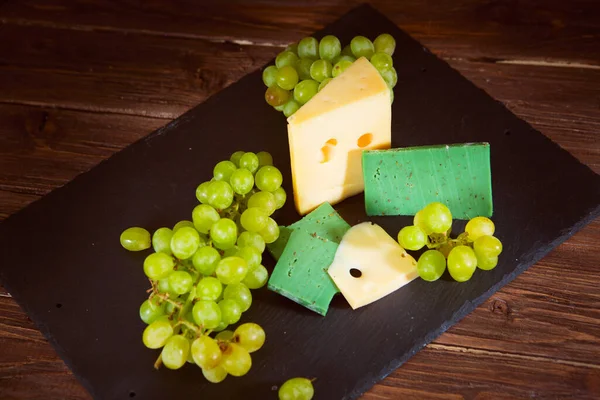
[349,268,362,278]
[357,133,373,148]
[320,138,337,163]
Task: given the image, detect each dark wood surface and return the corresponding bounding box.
[0,1,599,399]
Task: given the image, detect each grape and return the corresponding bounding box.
[279,377,314,400]
[213,320,229,333]
[157,278,176,296]
[170,226,200,260]
[447,245,478,282]
[196,277,223,301]
[341,44,353,57]
[224,283,252,312]
[370,52,393,71]
[143,252,175,280]
[257,151,273,167]
[417,250,446,281]
[173,220,195,232]
[216,257,248,285]
[274,103,286,112]
[265,85,291,107]
[351,36,375,59]
[296,58,314,81]
[213,161,237,182]
[390,88,394,104]
[336,55,356,63]
[164,298,179,315]
[139,298,165,324]
[473,235,503,258]
[191,335,222,370]
[192,300,222,329]
[219,299,243,325]
[202,365,228,383]
[229,168,254,195]
[194,181,211,204]
[276,51,299,69]
[168,270,193,295]
[318,78,332,92]
[248,191,276,215]
[241,207,268,232]
[294,80,319,105]
[255,166,283,192]
[207,181,234,210]
[419,202,453,234]
[298,37,319,59]
[192,246,221,275]
[259,217,280,243]
[477,253,498,270]
[234,323,265,353]
[286,43,298,54]
[237,231,266,253]
[152,227,173,255]
[380,67,398,88]
[276,65,299,90]
[243,264,269,289]
[413,210,432,235]
[374,33,396,56]
[120,227,151,252]
[239,152,260,173]
[283,100,301,117]
[272,187,287,209]
[161,335,190,370]
[216,330,234,342]
[229,151,245,166]
[319,35,341,61]
[309,59,332,82]
[222,343,252,377]
[236,246,261,269]
[223,245,239,258]
[142,318,173,349]
[332,60,353,77]
[210,218,238,250]
[397,225,427,251]
[262,65,278,87]
[465,217,495,242]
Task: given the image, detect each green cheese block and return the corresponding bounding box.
[363,143,493,219]
[267,229,340,316]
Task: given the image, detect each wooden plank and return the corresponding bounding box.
[1,0,599,64]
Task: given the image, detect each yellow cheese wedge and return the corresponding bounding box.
[287,57,392,215]
[327,222,419,309]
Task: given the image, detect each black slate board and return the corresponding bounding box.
[1,4,599,400]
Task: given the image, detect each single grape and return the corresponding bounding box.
[234,323,265,353]
[170,226,200,260]
[341,44,353,56]
[279,377,314,400]
[419,202,453,234]
[243,264,269,289]
[447,245,478,282]
[262,65,278,87]
[319,35,341,61]
[168,270,193,295]
[413,210,432,235]
[195,181,211,204]
[255,166,283,192]
[294,79,319,105]
[142,318,173,349]
[476,254,498,271]
[230,151,245,166]
[318,78,332,92]
[230,168,254,195]
[417,250,447,281]
[207,181,234,210]
[223,245,239,258]
[370,52,393,71]
[152,227,173,255]
[213,320,229,333]
[276,51,299,69]
[241,207,268,232]
[374,33,396,56]
[216,330,234,342]
[213,160,237,182]
[465,217,495,242]
[161,335,190,370]
[157,278,176,296]
[221,343,252,377]
[380,67,398,88]
[216,257,248,285]
[202,365,228,383]
[473,235,503,258]
[397,225,427,251]
[191,335,222,370]
[257,151,273,167]
[173,220,195,232]
[192,246,221,275]
[274,103,286,112]
[237,231,266,253]
[210,218,238,250]
[239,152,260,173]
[248,191,276,215]
[351,36,375,59]
[219,299,243,325]
[143,252,175,280]
[310,59,332,82]
[283,100,301,117]
[272,187,287,209]
[192,300,222,329]
[259,217,280,243]
[224,283,252,312]
[196,277,223,301]
[296,58,314,81]
[265,85,291,107]
[285,43,298,54]
[298,37,319,59]
[120,227,151,251]
[390,88,394,104]
[276,65,299,91]
[139,298,165,324]
[332,60,353,77]
[336,55,356,63]
[236,246,262,269]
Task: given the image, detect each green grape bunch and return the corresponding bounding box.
[119,150,286,382]
[262,33,398,117]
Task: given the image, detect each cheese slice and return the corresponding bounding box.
[327,222,419,309]
[287,57,392,215]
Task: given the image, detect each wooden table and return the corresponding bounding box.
[1,1,599,398]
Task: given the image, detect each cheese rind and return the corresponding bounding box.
[287,57,392,215]
[327,222,419,309]
[362,143,493,219]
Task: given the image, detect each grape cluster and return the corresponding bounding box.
[396,202,504,282]
[120,150,286,382]
[263,33,398,116]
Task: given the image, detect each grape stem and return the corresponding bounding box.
[152,293,183,309]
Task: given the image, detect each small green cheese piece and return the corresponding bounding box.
[267,229,340,316]
[362,143,493,219]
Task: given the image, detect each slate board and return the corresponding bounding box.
[1,4,600,400]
